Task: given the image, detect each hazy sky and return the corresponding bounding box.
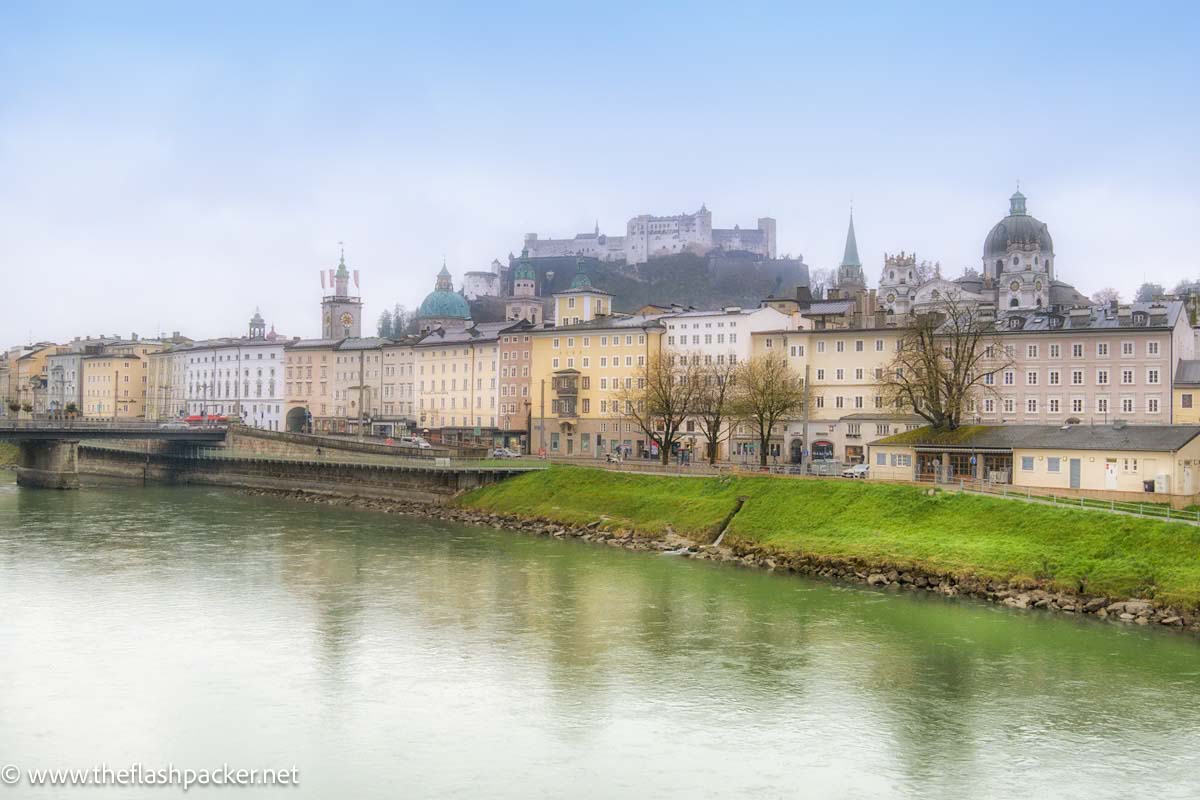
[2,1,1198,345]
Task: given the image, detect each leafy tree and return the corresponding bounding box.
[879,295,1012,430]
[1090,287,1121,305]
[1134,282,1165,302]
[377,309,394,338]
[731,351,805,467]
[614,352,703,465]
[1172,278,1200,295]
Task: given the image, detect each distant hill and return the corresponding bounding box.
[507,252,810,315]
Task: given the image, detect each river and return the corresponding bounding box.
[1,479,1198,798]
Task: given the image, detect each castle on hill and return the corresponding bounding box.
[522,205,776,265]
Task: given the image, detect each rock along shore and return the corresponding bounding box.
[241,487,1200,636]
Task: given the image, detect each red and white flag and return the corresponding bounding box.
[328,268,335,286]
[353,270,360,289]
[320,270,325,289]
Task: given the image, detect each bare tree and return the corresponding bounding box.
[880,295,1012,430]
[809,268,835,300]
[613,352,703,465]
[731,351,805,467]
[1090,287,1121,305]
[693,358,739,464]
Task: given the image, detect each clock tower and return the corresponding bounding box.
[321,248,363,338]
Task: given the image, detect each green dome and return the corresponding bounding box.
[418,290,471,320]
[418,264,470,320]
[514,248,536,282]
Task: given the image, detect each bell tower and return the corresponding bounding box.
[321,246,364,338]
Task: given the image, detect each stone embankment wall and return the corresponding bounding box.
[78,446,522,505]
[222,427,479,460]
[236,486,1200,636]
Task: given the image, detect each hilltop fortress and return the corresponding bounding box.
[523,205,776,265]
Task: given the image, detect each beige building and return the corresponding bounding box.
[284,339,339,432]
[414,322,507,444]
[749,299,1196,465]
[80,341,165,419]
[332,337,388,435]
[378,337,420,436]
[868,424,1200,501]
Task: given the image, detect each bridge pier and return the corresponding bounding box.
[16,440,81,489]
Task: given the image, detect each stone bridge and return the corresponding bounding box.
[0,421,226,489]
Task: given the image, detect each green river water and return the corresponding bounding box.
[1,479,1198,799]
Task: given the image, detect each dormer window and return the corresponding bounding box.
[1132,311,1149,326]
[1008,316,1024,329]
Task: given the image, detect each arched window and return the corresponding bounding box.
[1012,256,1020,266]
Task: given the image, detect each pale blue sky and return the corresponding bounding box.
[1,1,1197,344]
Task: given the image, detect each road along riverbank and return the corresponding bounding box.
[240,465,1200,635]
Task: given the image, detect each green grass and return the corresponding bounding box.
[459,465,743,537]
[459,467,1200,608]
[0,442,16,466]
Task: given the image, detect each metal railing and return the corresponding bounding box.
[0,420,228,432]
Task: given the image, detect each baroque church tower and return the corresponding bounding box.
[983,191,1055,310]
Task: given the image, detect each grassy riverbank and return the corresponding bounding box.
[459,467,1200,608]
[0,442,16,466]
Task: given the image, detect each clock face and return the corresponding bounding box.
[340,312,354,328]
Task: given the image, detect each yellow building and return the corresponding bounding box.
[80,341,164,419]
[1173,360,1200,424]
[12,344,62,418]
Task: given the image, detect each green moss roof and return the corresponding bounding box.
[873,425,994,446]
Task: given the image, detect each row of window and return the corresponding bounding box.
[979,396,1163,414]
[987,368,1161,387]
[552,334,646,348]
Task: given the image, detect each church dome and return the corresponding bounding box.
[418,265,471,320]
[983,191,1054,258]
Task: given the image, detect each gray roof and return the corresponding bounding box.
[992,301,1182,333]
[1176,360,1200,386]
[803,300,857,315]
[415,321,511,347]
[890,424,1200,453]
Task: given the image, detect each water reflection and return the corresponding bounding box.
[2,482,1199,798]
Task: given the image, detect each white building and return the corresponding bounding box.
[662,305,794,460]
[523,205,777,265]
[181,311,287,430]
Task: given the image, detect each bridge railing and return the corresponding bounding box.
[0,420,228,432]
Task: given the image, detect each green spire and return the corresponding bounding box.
[840,212,861,268]
[335,245,349,278]
[569,257,594,290]
[514,248,536,281]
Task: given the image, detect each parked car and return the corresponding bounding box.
[159,421,189,430]
[399,436,432,449]
[491,448,522,459]
[841,463,870,479]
